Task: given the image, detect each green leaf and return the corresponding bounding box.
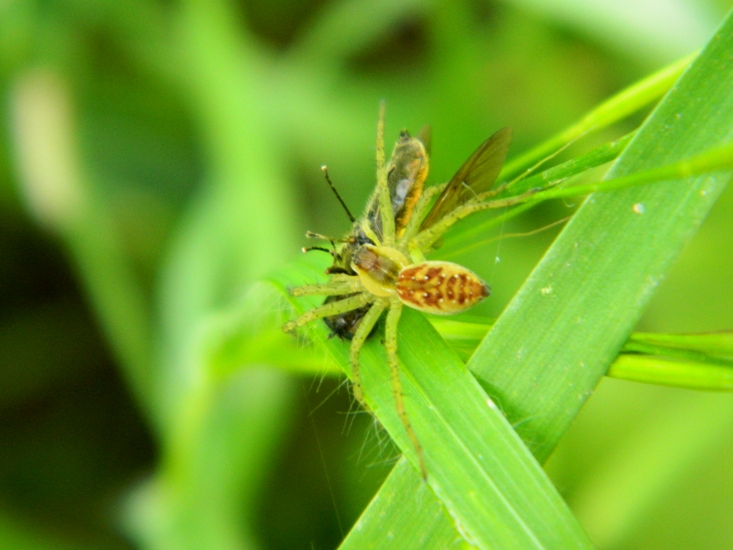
[471,16,733,462]
[342,460,467,549]
[342,10,733,548]
[272,268,593,549]
[608,354,733,390]
[628,331,733,356]
[610,331,733,390]
[432,321,733,392]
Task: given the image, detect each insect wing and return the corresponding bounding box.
[419,127,512,230]
[415,124,431,156]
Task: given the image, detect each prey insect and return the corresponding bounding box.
[283,104,522,479]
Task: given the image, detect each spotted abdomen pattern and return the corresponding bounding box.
[396,261,490,314]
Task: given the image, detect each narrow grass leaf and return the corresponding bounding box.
[341,11,733,548]
[469,13,733,462]
[272,264,592,548]
[608,355,733,390]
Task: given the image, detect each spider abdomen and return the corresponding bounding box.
[396,261,490,314]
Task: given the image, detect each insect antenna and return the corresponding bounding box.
[302,245,334,254]
[302,235,342,257]
[305,230,341,241]
[321,165,356,223]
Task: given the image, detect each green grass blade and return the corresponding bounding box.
[611,332,733,389]
[341,10,733,548]
[341,459,465,549]
[608,355,733,390]
[432,321,733,392]
[530,141,733,204]
[470,13,733,463]
[270,266,592,548]
[629,331,733,355]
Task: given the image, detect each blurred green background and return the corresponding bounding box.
[1,0,732,548]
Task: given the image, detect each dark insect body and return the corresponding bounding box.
[322,294,373,340]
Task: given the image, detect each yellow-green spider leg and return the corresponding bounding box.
[282,292,373,333]
[375,102,395,247]
[403,182,446,239]
[290,277,363,297]
[411,187,539,251]
[384,300,426,480]
[348,299,387,408]
[402,183,447,262]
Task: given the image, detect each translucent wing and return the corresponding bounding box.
[419,127,511,231]
[415,124,431,156]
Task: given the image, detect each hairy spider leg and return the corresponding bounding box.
[374,106,434,478]
[290,278,364,297]
[348,300,387,407]
[282,292,374,333]
[384,301,427,479]
[402,183,447,261]
[375,102,395,246]
[365,106,427,476]
[411,187,540,252]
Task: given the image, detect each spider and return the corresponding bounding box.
[283,104,535,479]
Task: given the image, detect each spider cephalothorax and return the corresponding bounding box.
[284,104,515,479]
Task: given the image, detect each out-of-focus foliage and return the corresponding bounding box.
[0,0,731,549]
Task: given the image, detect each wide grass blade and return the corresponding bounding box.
[471,16,733,464]
[341,10,733,548]
[272,271,593,548]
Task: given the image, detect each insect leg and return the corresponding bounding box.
[282,292,373,333]
[384,300,426,480]
[348,300,386,408]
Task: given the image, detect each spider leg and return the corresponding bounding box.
[282,292,373,333]
[348,300,386,408]
[475,181,508,202]
[384,301,426,480]
[411,188,539,252]
[290,278,363,297]
[402,184,447,262]
[401,183,446,241]
[376,102,395,246]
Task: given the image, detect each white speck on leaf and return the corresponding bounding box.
[633,203,645,214]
